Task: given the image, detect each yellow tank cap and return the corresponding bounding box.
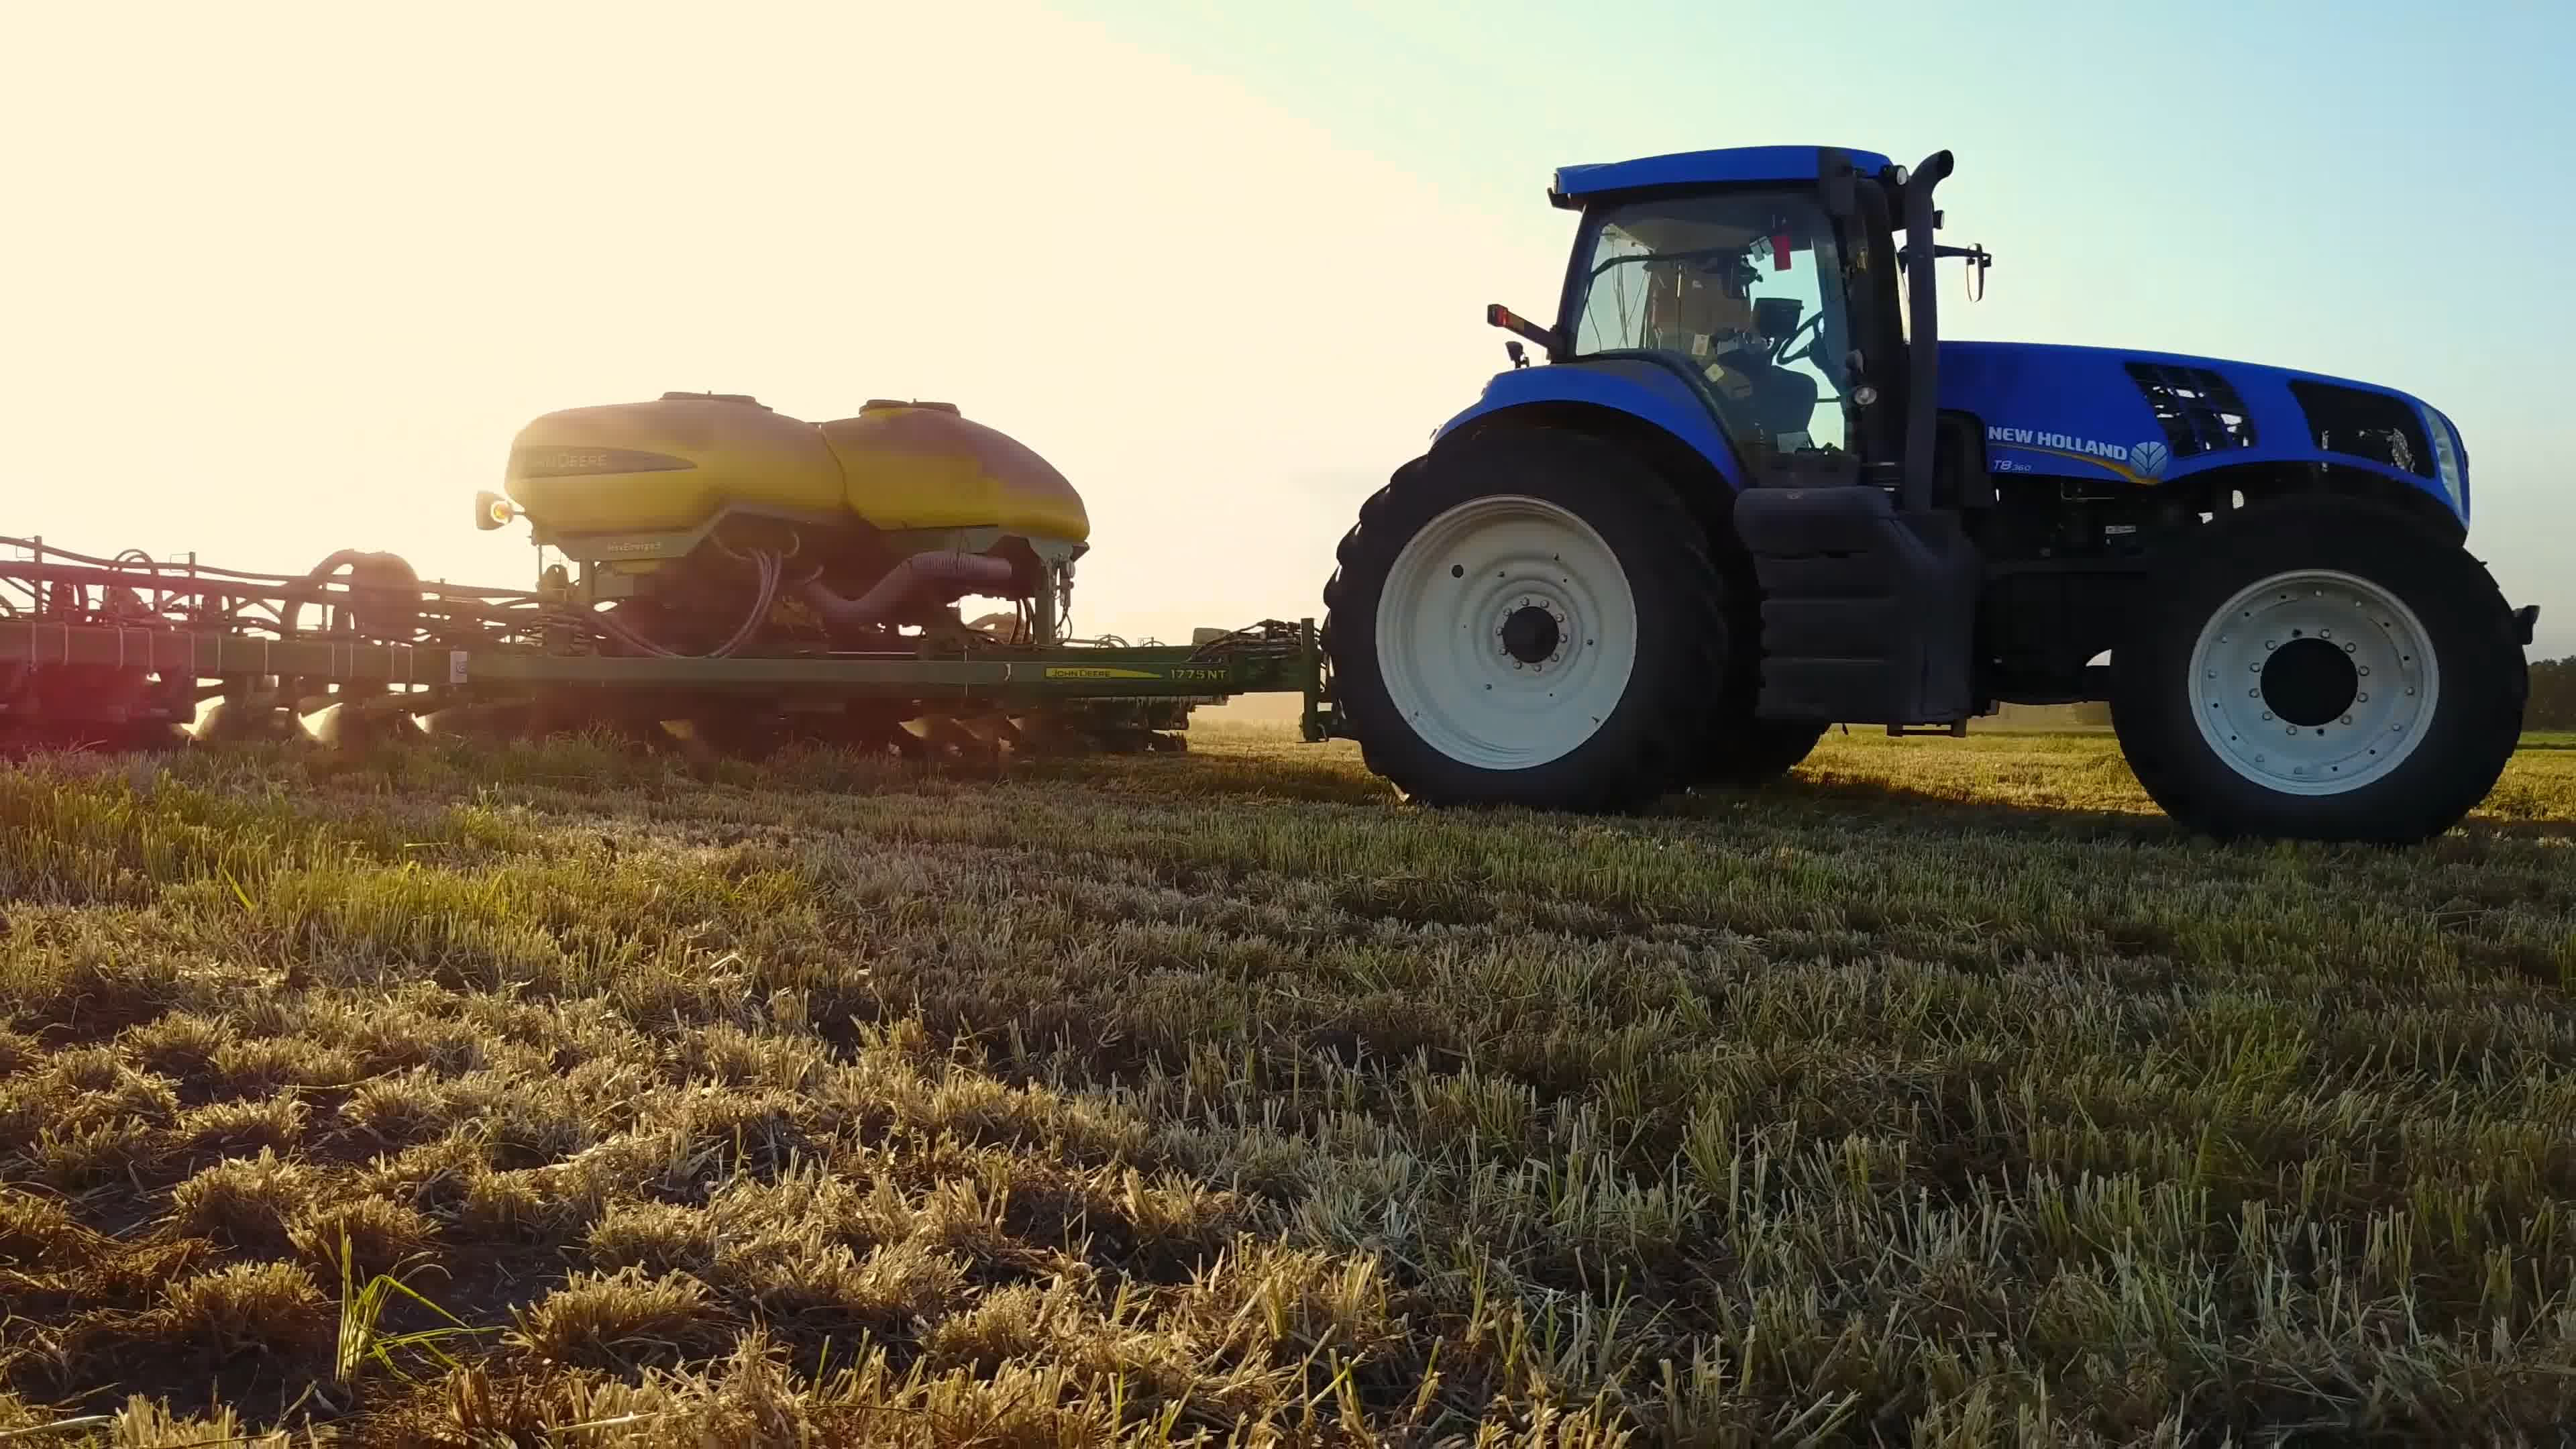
[663,391,771,409]
[860,398,961,415]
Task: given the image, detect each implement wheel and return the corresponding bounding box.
[2109,496,2526,843]
[1322,427,1723,812]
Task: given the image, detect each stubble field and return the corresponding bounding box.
[3,723,2575,1446]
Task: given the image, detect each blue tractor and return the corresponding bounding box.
[1321,148,2538,842]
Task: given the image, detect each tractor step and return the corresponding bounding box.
[1733,484,1981,726]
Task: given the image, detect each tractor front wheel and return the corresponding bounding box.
[2109,496,2526,843]
[1322,429,1723,812]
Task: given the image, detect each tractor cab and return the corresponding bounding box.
[1568,196,1845,451]
[1501,146,1921,490]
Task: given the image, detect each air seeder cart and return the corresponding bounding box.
[0,395,1324,763]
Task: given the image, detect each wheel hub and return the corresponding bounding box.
[1499,603,1564,667]
[2259,636,2359,727]
[2186,569,2437,796]
[1372,494,1639,771]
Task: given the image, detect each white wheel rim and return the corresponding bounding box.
[2186,568,2438,796]
[1374,494,1638,771]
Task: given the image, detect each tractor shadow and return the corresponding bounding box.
[1669,771,2173,845]
[1675,770,2576,851]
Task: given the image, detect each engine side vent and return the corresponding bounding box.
[2125,363,2256,458]
[2288,381,2432,478]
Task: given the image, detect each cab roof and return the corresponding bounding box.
[1548,146,1896,207]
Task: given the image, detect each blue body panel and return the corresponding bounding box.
[1938,341,2464,524]
[1436,342,2466,527]
[1551,145,1894,201]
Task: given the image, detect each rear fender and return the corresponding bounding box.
[1434,363,1748,492]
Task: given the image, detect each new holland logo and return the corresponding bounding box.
[1986,426,2174,484]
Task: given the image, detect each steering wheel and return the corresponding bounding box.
[1767,309,1825,368]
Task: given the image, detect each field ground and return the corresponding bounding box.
[3,723,2576,1444]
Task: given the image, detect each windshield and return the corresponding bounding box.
[1567,192,1851,455]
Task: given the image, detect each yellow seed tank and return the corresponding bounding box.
[502,393,1089,545]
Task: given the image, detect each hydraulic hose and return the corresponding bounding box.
[799,551,1015,635]
[566,547,1010,657]
[581,549,782,659]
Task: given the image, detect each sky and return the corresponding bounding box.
[3,0,2571,655]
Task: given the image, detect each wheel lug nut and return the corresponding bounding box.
[2359,693,2369,702]
[2345,643,2357,653]
[2341,715,2352,724]
[2262,712,2274,721]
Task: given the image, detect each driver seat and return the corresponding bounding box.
[1742,295,1822,443]
[1743,360,1820,444]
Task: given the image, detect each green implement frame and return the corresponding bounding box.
[0,615,1344,742]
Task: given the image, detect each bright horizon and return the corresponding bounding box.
[6,0,2569,655]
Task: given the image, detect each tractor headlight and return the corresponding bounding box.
[2414,402,2466,519]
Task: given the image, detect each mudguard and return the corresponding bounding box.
[1431,360,1750,491]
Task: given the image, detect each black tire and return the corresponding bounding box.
[2108,496,2526,843]
[1680,483,1827,788]
[1695,716,1829,786]
[1320,427,1726,812]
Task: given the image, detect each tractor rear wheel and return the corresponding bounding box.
[1322,428,1723,812]
[1683,514,1827,788]
[2108,496,2525,843]
[1694,716,1829,787]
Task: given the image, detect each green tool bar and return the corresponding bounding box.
[0,620,1316,700]
[458,651,1244,698]
[0,622,444,684]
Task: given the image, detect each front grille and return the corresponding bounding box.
[2125,363,2256,458]
[2288,381,2433,479]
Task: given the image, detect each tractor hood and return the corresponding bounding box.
[1936,341,2469,524]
